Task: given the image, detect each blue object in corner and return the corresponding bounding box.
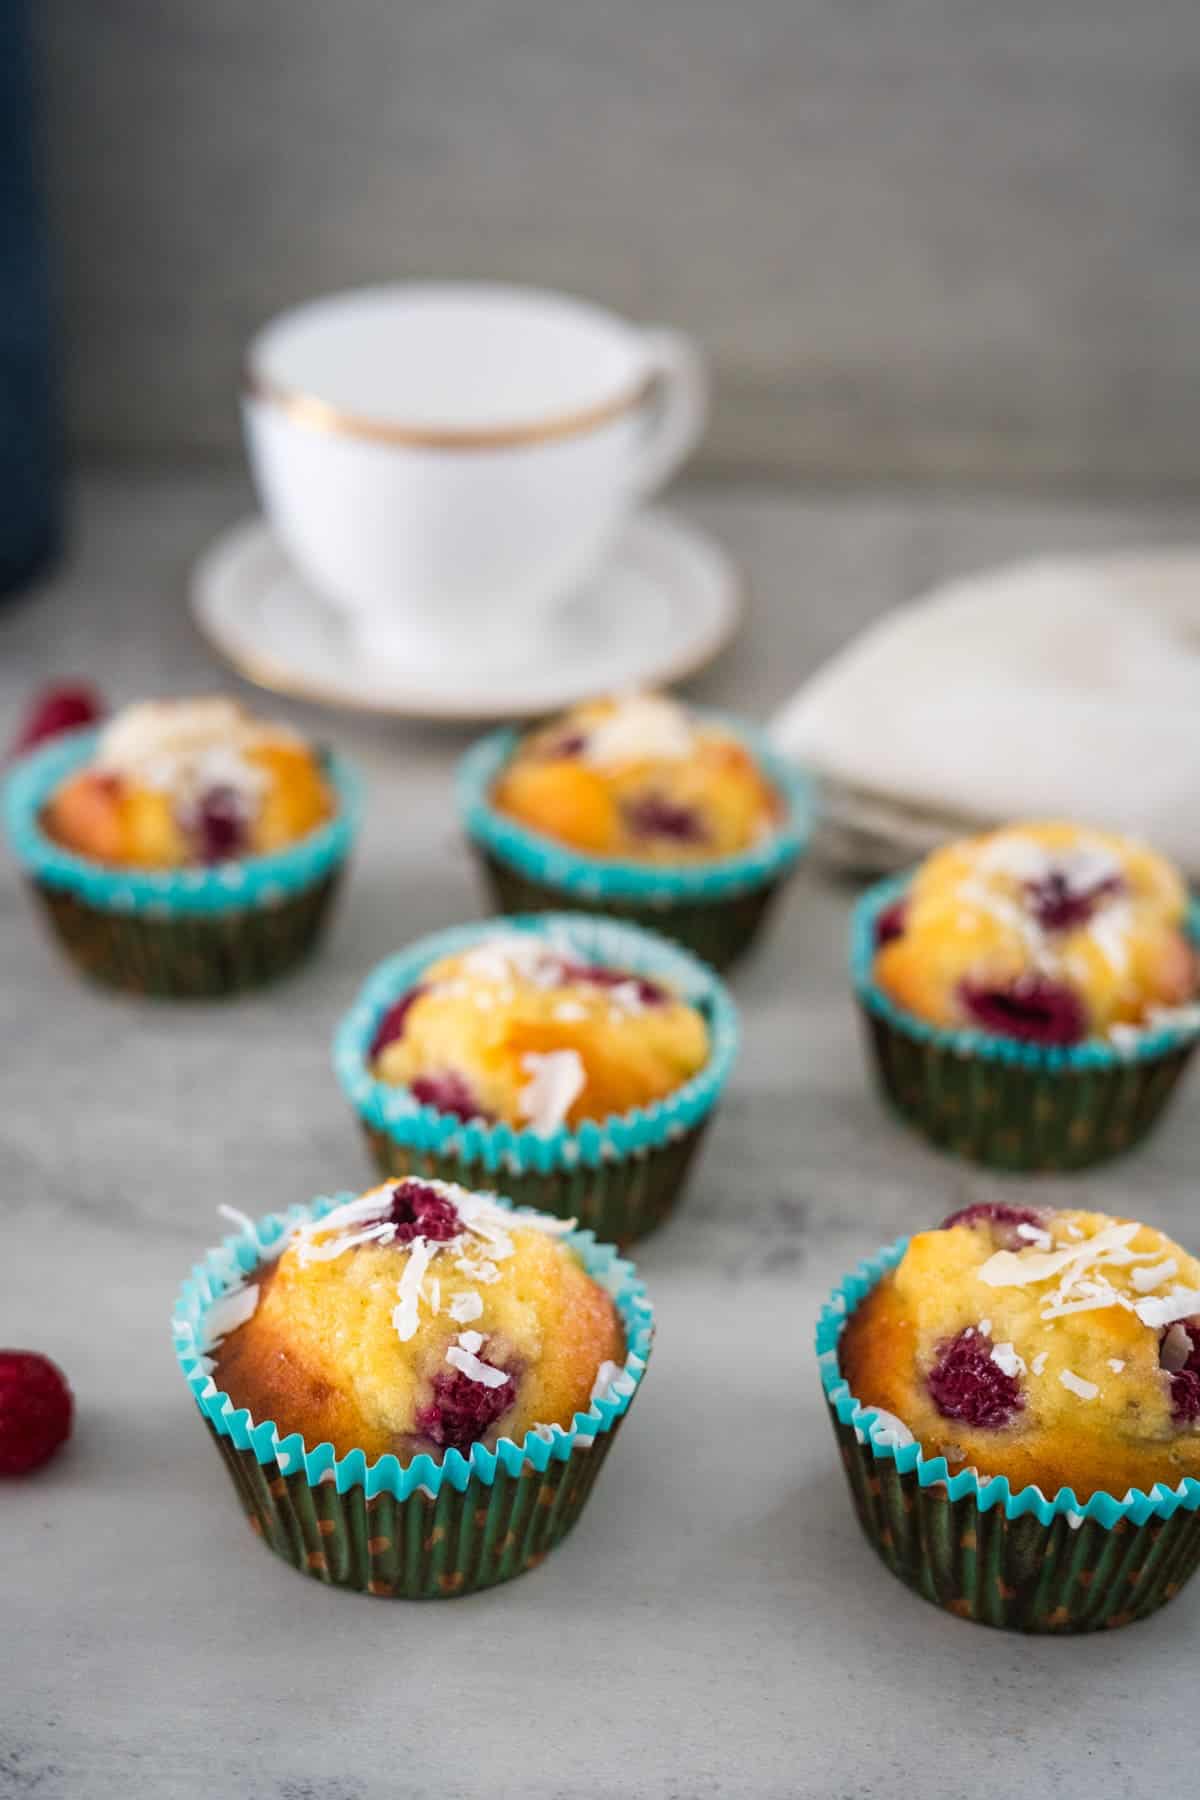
[0,0,60,598]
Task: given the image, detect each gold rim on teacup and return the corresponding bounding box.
[242,362,654,452]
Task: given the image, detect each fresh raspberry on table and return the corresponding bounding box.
[0,1351,73,1475]
[9,683,106,759]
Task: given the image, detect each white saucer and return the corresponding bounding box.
[190,508,742,721]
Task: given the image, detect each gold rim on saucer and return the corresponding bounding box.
[188,516,744,723]
[242,365,653,452]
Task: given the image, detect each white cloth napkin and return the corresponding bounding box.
[771,550,1200,877]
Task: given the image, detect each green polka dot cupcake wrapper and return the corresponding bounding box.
[333,913,739,1244]
[819,1238,1200,1632]
[4,729,362,996]
[456,712,811,970]
[851,875,1200,1171]
[173,1193,654,1598]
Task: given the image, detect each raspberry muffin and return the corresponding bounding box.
[174,1183,653,1597]
[369,929,711,1134]
[43,696,333,868]
[212,1178,625,1461]
[335,914,740,1244]
[820,1205,1200,1631]
[458,693,809,968]
[4,696,360,997]
[852,822,1200,1170]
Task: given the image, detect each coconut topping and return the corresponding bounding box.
[1060,1369,1100,1401]
[1131,1258,1179,1293]
[94,697,279,816]
[580,692,696,767]
[1134,1288,1200,1330]
[290,1180,574,1349]
[518,1049,586,1134]
[445,1333,510,1389]
[202,1282,260,1349]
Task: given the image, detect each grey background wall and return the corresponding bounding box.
[39,0,1200,487]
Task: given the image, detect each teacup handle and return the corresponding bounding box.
[630,328,709,497]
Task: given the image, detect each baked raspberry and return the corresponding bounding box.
[416,1365,517,1453]
[386,1180,462,1243]
[0,1350,73,1475]
[410,1071,492,1123]
[874,899,908,948]
[547,731,587,758]
[941,1202,1051,1249]
[960,973,1087,1045]
[558,960,667,1007]
[623,794,708,844]
[927,1329,1024,1428]
[192,786,248,864]
[370,986,428,1057]
[1026,869,1124,933]
[9,682,105,759]
[1160,1322,1200,1423]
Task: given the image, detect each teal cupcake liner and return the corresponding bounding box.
[851,875,1200,1171]
[174,1192,653,1598]
[4,728,362,996]
[333,913,739,1245]
[456,711,810,969]
[819,1238,1200,1632]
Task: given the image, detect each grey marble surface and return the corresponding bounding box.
[38,0,1200,488]
[4,469,1200,1800]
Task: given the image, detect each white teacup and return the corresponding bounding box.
[242,282,707,666]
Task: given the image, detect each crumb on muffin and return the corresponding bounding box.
[209,1180,626,1462]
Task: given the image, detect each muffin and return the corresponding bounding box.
[852,822,1200,1170]
[43,696,333,868]
[174,1182,653,1597]
[4,696,361,997]
[335,913,739,1245]
[820,1204,1200,1631]
[458,692,810,969]
[369,930,711,1134]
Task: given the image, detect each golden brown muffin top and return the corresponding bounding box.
[842,1204,1200,1500]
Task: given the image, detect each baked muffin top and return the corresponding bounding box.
[210,1179,626,1463]
[841,1204,1200,1500]
[873,821,1195,1044]
[43,696,333,868]
[369,929,711,1130]
[491,692,781,862]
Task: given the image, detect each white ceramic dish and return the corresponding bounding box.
[190,508,742,722]
[242,282,707,665]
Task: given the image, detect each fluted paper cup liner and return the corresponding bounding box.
[4,729,362,998]
[174,1194,653,1599]
[456,713,810,970]
[334,913,739,1246]
[851,876,1200,1172]
[818,1238,1200,1632]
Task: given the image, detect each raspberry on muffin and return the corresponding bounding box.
[840,1205,1200,1500]
[873,821,1196,1045]
[369,930,710,1132]
[42,696,334,869]
[490,692,783,864]
[208,1179,626,1462]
